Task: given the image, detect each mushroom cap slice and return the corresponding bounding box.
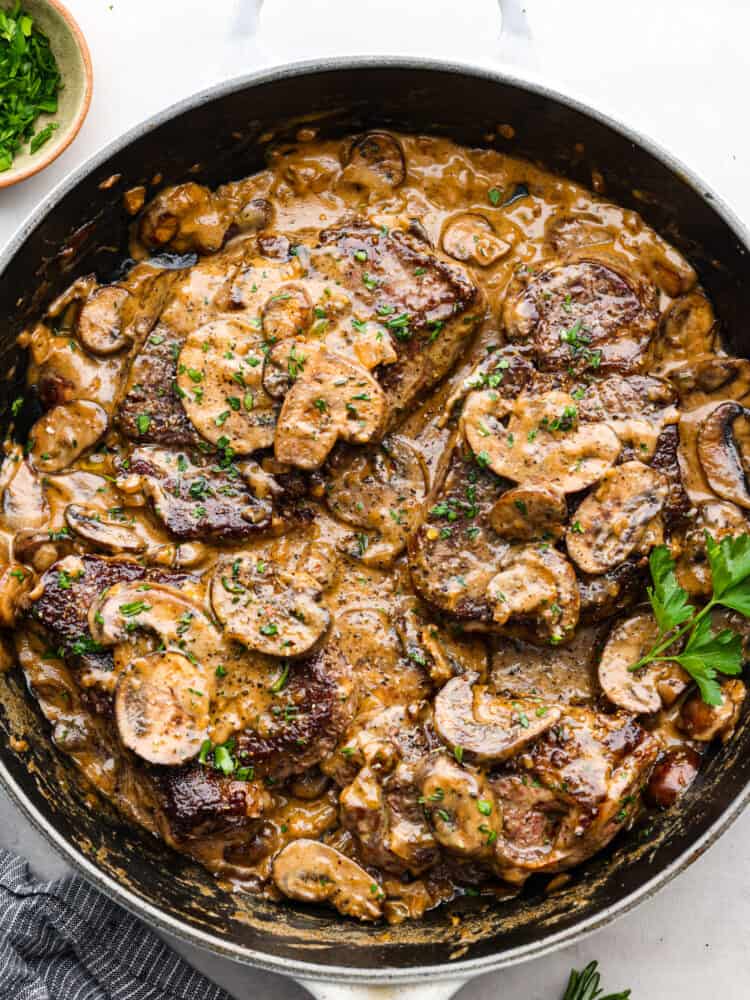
[434,672,561,763]
[89,580,223,683]
[177,318,276,454]
[679,679,746,742]
[598,612,688,714]
[261,283,313,341]
[441,213,512,267]
[274,348,386,470]
[115,650,210,765]
[488,545,580,642]
[461,388,621,493]
[419,754,501,859]
[261,338,318,400]
[489,484,567,541]
[210,554,330,657]
[654,290,718,369]
[65,504,146,554]
[0,561,33,628]
[29,401,108,473]
[1,456,48,531]
[697,401,750,509]
[675,500,749,597]
[577,374,678,459]
[138,182,230,254]
[566,461,668,575]
[340,130,406,192]
[77,286,132,355]
[325,435,428,567]
[272,839,383,921]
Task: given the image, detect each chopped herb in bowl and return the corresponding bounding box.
[0,1,61,171]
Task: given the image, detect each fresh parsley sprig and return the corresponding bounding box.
[562,960,630,1000]
[628,534,750,705]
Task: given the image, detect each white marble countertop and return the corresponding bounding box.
[2,1,750,996]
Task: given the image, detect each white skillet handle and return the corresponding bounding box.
[496,0,538,68]
[298,978,467,1000]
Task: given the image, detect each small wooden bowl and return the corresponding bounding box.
[0,0,92,189]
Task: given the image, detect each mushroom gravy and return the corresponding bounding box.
[4,129,748,924]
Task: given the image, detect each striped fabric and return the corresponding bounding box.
[0,851,230,1000]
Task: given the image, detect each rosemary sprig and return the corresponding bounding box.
[562,960,631,1000]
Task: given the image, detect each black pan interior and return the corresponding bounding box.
[1,63,749,975]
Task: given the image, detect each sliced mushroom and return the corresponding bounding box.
[0,562,33,627]
[138,182,230,254]
[441,213,512,267]
[13,529,73,572]
[272,839,383,921]
[65,504,146,554]
[488,545,580,642]
[654,290,718,369]
[340,131,406,192]
[697,401,750,509]
[566,461,668,574]
[115,651,210,765]
[544,211,616,253]
[235,196,274,233]
[598,612,689,714]
[29,401,108,473]
[77,286,132,355]
[261,284,313,341]
[675,500,749,597]
[489,485,567,542]
[89,580,223,680]
[645,747,701,809]
[419,754,501,859]
[0,456,48,531]
[461,388,621,493]
[634,238,696,298]
[89,581,223,764]
[177,319,276,454]
[275,349,386,470]
[678,679,746,742]
[433,671,561,763]
[325,436,428,567]
[577,374,678,460]
[261,338,317,400]
[210,554,330,657]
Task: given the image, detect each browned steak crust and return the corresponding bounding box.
[117,327,202,447]
[315,223,480,418]
[236,642,356,780]
[153,765,253,840]
[126,449,274,542]
[408,445,506,624]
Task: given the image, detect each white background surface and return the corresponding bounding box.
[1,1,750,996]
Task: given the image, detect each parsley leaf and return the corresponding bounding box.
[0,4,61,172]
[706,532,750,612]
[631,536,750,705]
[647,546,694,633]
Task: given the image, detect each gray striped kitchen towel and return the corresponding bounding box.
[0,850,231,1000]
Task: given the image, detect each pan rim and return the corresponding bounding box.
[2,54,749,984]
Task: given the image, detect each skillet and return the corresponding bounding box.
[1,56,750,1000]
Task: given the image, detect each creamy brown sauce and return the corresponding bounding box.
[2,129,747,925]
